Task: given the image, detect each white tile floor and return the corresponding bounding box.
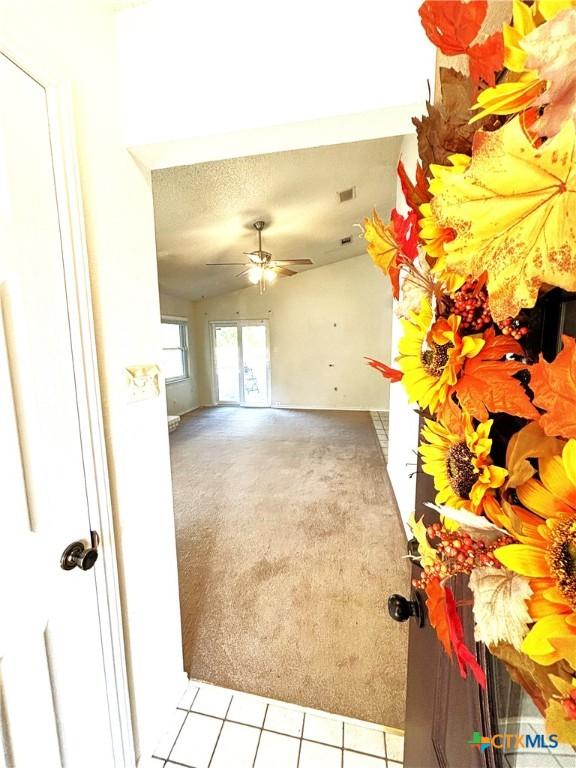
[150,680,404,768]
[501,717,576,768]
[370,411,389,461]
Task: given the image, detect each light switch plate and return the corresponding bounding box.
[125,364,160,403]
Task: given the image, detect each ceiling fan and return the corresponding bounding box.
[206,220,313,291]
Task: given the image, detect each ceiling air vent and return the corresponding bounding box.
[340,236,352,246]
[338,186,356,203]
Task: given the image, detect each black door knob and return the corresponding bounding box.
[388,592,424,627]
[60,531,100,571]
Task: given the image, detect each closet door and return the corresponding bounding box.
[0,52,115,768]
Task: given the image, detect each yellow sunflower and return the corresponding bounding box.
[398,298,484,414]
[419,412,508,512]
[495,439,576,666]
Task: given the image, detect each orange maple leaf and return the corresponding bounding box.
[418,1,503,85]
[530,335,576,440]
[452,330,539,421]
[425,577,452,658]
[419,0,486,56]
[468,32,504,87]
[425,577,486,687]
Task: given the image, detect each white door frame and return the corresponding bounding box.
[0,45,134,766]
[210,319,271,407]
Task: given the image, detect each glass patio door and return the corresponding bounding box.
[212,321,270,406]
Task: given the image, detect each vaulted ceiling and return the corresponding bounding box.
[153,136,402,301]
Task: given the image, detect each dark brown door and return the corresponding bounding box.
[402,440,498,768]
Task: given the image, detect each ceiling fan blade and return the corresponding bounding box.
[271,259,313,266]
[236,268,251,277]
[206,262,248,266]
[274,267,297,277]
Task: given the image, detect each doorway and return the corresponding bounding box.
[211,320,271,407]
[155,137,406,736]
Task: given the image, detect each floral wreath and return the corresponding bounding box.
[363,0,576,745]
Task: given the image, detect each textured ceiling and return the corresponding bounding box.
[153,136,402,300]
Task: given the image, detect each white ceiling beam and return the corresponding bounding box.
[130,103,423,171]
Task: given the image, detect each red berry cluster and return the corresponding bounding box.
[412,522,515,589]
[499,315,529,341]
[450,277,492,332]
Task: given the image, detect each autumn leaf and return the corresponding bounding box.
[468,567,533,651]
[413,68,504,173]
[393,208,419,261]
[413,69,478,172]
[430,116,576,321]
[362,208,418,298]
[545,699,576,746]
[444,584,487,687]
[407,512,437,568]
[425,577,487,687]
[490,642,558,715]
[505,421,563,488]
[522,8,576,137]
[365,358,403,383]
[425,577,452,657]
[418,1,503,85]
[530,336,576,440]
[468,32,505,87]
[548,673,574,698]
[452,329,539,421]
[397,160,430,217]
[419,0,487,56]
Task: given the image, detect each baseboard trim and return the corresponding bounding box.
[272,405,390,412]
[180,406,199,416]
[170,405,199,418]
[196,404,390,412]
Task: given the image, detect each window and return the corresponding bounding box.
[161,319,189,381]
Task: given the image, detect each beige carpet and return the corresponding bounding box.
[169,407,409,728]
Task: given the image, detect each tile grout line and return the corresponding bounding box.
[170,715,398,764]
[167,684,404,767]
[161,686,201,764]
[296,729,303,768]
[251,703,269,768]
[206,695,234,768]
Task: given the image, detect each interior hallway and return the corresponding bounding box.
[169,407,409,729]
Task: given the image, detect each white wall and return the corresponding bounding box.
[0,1,185,761]
[194,254,392,411]
[115,1,435,171]
[159,292,199,415]
[386,133,421,537]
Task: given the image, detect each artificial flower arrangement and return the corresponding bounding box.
[363,0,576,746]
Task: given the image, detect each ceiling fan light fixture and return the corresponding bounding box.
[206,220,313,289]
[248,265,263,284]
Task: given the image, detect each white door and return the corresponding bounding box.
[212,321,270,406]
[0,53,119,767]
